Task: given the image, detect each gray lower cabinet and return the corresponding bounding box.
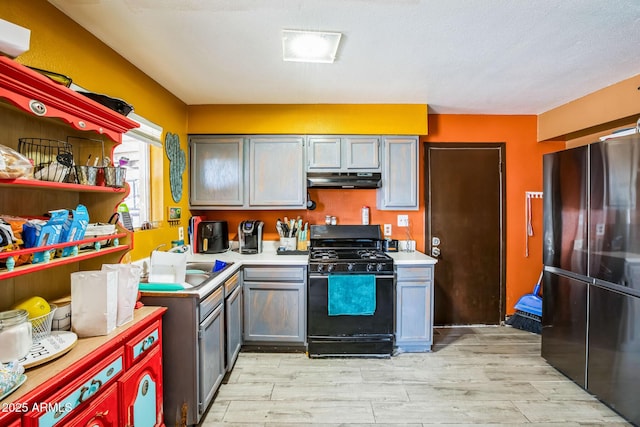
[243,265,306,344]
[395,264,434,352]
[377,136,419,210]
[225,271,243,371]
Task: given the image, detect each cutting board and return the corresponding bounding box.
[19,331,78,369]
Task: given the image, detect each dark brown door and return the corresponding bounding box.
[426,144,505,325]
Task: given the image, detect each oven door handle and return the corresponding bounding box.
[309,274,395,279]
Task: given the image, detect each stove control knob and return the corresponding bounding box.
[316,264,324,272]
[347,263,355,272]
[367,263,376,272]
[376,263,384,272]
[328,263,336,272]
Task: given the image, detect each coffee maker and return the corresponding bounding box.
[238,220,264,254]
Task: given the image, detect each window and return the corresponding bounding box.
[112,113,162,229]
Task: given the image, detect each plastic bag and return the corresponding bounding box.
[0,144,32,179]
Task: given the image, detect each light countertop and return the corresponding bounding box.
[187,241,437,266]
[139,241,437,296]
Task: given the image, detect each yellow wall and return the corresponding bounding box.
[188,104,428,135]
[1,0,190,261]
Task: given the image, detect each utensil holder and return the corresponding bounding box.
[75,165,98,185]
[103,166,126,188]
[280,237,297,251]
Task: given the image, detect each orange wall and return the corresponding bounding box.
[192,188,422,245]
[424,114,565,312]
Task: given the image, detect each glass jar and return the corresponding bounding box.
[0,309,32,363]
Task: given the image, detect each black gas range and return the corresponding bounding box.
[309,248,394,274]
[307,225,395,357]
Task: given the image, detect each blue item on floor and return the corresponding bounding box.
[328,274,376,316]
[506,271,543,334]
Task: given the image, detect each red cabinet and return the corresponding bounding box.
[119,345,163,427]
[0,308,166,427]
[65,383,119,427]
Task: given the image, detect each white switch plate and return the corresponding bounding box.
[383,224,392,236]
[178,226,184,240]
[397,215,409,227]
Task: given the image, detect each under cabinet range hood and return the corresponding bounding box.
[306,172,382,189]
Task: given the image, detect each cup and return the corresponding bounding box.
[75,165,97,185]
[280,237,297,251]
[104,166,126,188]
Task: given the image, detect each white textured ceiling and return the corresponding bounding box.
[49,0,640,114]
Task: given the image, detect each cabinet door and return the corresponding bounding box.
[189,136,244,207]
[226,285,243,371]
[307,137,341,169]
[198,303,225,415]
[344,137,380,170]
[244,282,305,343]
[377,136,419,210]
[66,383,119,427]
[248,137,305,207]
[119,345,163,427]
[396,266,433,352]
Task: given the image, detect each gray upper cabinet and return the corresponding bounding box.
[248,136,305,207]
[307,137,341,169]
[189,135,306,210]
[377,136,419,210]
[307,136,380,172]
[190,136,244,208]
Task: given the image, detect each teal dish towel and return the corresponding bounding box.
[328,274,376,316]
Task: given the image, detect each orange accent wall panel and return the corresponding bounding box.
[423,114,565,313]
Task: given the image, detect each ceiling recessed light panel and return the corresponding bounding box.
[282,29,342,63]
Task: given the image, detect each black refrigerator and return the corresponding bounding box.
[542,134,640,425]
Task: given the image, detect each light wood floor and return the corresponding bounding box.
[201,326,631,426]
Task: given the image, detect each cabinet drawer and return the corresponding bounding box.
[396,266,433,281]
[243,266,305,282]
[24,349,124,427]
[125,319,161,368]
[65,382,119,427]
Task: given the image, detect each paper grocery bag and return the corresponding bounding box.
[149,251,186,283]
[71,270,118,337]
[102,264,141,327]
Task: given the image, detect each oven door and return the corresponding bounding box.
[307,273,394,337]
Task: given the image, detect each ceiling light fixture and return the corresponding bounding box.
[282,29,342,63]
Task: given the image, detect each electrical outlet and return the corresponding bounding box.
[178,226,184,241]
[397,215,409,227]
[383,224,392,236]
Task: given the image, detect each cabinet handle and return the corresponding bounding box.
[141,335,155,352]
[77,379,103,405]
[95,410,109,417]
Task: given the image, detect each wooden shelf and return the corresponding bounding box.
[0,178,127,193]
[0,56,138,143]
[0,242,129,280]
